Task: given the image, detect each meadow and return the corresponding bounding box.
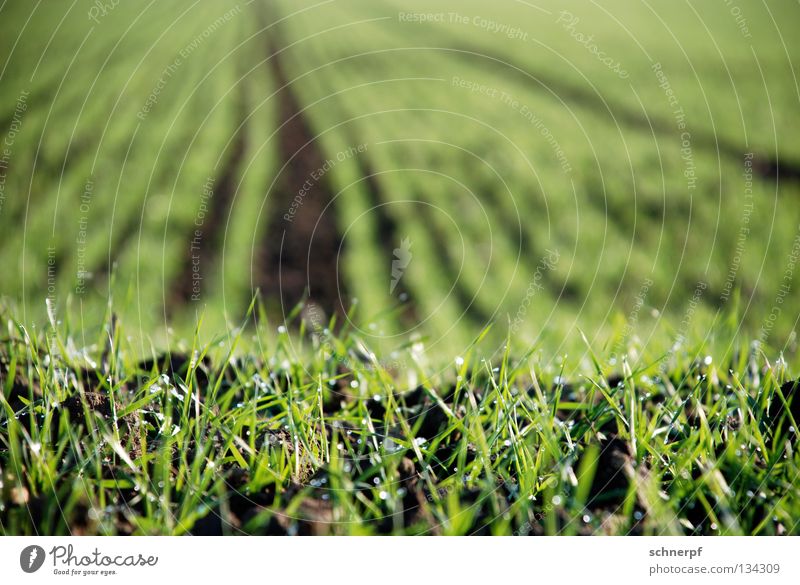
[1,0,799,535]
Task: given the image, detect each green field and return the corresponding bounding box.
[2,0,799,356]
[1,0,800,535]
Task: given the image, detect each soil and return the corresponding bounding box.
[257,25,345,320]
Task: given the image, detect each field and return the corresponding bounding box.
[1,0,800,535]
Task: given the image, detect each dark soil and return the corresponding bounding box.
[257,26,345,320]
[752,155,800,182]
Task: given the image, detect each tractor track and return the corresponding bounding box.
[256,12,345,320]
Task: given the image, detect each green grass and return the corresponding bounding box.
[1,301,798,535]
[2,0,799,352]
[1,0,799,537]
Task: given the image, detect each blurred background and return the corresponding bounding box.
[1,0,799,361]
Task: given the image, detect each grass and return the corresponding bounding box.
[2,0,799,348]
[1,0,799,537]
[1,299,798,535]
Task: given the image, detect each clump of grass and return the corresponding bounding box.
[0,303,798,535]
